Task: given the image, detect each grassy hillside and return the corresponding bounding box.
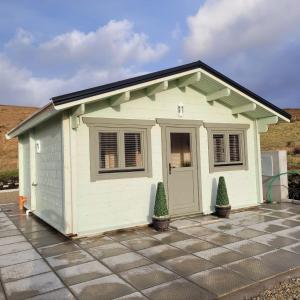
[261,109,300,170]
[0,105,38,174]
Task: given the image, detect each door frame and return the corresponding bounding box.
[157,119,203,217]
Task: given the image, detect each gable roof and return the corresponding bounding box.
[7,59,291,139]
[52,60,291,120]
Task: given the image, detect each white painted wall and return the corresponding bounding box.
[72,86,261,235]
[32,116,65,232]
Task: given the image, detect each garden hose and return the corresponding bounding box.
[266,170,300,203]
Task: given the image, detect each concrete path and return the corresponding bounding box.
[0,200,299,299]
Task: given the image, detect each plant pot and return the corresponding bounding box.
[152,216,170,231]
[215,205,231,218]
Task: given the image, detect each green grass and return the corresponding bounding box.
[0,169,18,182]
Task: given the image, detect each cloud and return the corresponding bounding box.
[1,20,168,106]
[183,0,300,107]
[184,0,300,60]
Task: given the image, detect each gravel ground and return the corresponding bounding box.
[251,277,300,300]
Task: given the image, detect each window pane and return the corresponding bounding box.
[229,134,241,162]
[99,132,118,169]
[124,133,143,168]
[213,134,225,163]
[170,132,191,167]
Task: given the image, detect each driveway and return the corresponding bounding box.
[0,197,299,299]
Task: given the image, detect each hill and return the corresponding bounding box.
[261,108,300,170]
[0,105,38,174]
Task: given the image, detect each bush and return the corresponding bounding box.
[293,147,300,155]
[154,182,169,217]
[216,176,229,206]
[0,169,18,182]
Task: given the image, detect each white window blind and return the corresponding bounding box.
[229,134,241,162]
[99,132,118,169]
[124,133,143,168]
[213,134,226,163]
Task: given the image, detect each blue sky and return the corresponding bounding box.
[0,0,299,108]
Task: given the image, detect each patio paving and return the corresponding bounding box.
[0,201,299,299]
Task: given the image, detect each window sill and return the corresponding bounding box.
[91,169,151,181]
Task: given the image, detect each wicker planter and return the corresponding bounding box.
[152,216,170,231]
[216,205,231,218]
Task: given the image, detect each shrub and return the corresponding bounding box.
[216,177,229,206]
[293,147,300,155]
[154,182,169,217]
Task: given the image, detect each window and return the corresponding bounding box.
[98,130,144,173]
[206,123,249,172]
[83,117,154,180]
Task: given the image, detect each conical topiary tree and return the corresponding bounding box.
[216,176,229,206]
[154,182,169,217]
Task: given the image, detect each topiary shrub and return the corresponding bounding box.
[154,182,169,217]
[216,176,229,206]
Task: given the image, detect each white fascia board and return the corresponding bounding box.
[198,68,290,123]
[53,69,203,111]
[6,103,58,139]
[53,66,289,123]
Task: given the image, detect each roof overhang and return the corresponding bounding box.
[6,60,291,139]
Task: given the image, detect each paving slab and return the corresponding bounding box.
[0,229,21,238]
[0,224,17,232]
[224,240,273,257]
[0,241,32,256]
[248,221,289,233]
[102,252,151,273]
[162,254,216,276]
[46,250,94,270]
[282,242,300,254]
[4,271,63,300]
[105,230,143,242]
[57,260,112,285]
[0,235,26,246]
[203,222,240,232]
[179,226,216,237]
[152,231,190,244]
[228,215,277,226]
[264,211,296,218]
[0,248,41,267]
[255,249,300,272]
[225,257,277,281]
[251,233,297,248]
[200,232,242,246]
[1,259,50,282]
[270,218,300,228]
[30,235,68,248]
[228,211,259,220]
[119,263,179,290]
[70,274,136,300]
[121,236,162,251]
[225,227,266,239]
[88,242,130,259]
[169,219,200,229]
[142,278,215,300]
[138,244,186,262]
[25,288,75,299]
[38,242,80,257]
[275,226,300,240]
[171,238,216,253]
[189,266,253,297]
[194,246,244,265]
[75,236,113,249]
[114,292,147,299]
[188,215,219,225]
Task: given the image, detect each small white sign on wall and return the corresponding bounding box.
[35,140,41,153]
[261,154,273,176]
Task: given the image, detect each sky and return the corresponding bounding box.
[0,0,300,108]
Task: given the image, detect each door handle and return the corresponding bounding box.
[169,163,175,174]
[32,182,38,187]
